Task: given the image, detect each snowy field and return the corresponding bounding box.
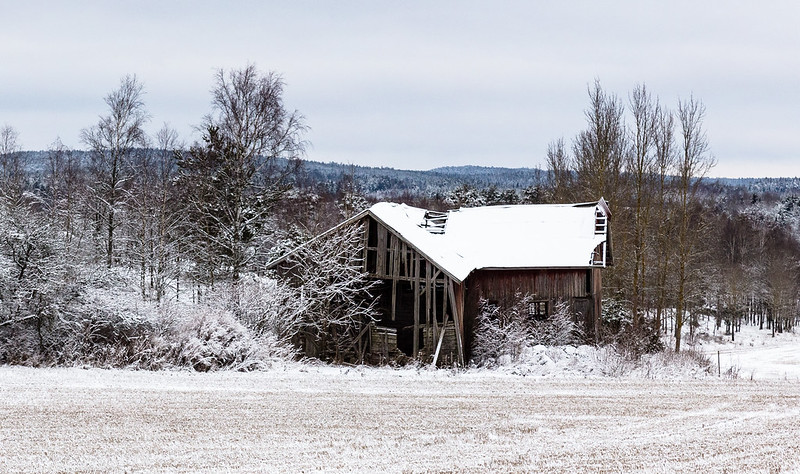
[685,321,800,381]
[2,362,800,473]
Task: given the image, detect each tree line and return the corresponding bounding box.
[1,69,798,367]
[543,80,799,352]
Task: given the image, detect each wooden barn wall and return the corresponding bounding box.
[592,267,602,342]
[467,269,591,303]
[463,269,600,358]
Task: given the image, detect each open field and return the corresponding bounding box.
[1,366,799,473]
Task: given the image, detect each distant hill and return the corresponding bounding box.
[16,150,800,197]
[298,161,548,197]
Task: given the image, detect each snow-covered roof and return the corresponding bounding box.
[369,200,610,283]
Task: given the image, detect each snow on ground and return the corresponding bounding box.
[1,365,800,473]
[681,321,800,381]
[2,320,798,472]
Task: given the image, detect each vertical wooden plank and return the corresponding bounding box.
[391,279,397,322]
[413,253,420,357]
[361,217,369,269]
[392,235,401,278]
[593,267,602,344]
[448,278,465,366]
[400,241,407,277]
[425,261,432,350]
[431,305,450,367]
[441,274,447,338]
[431,270,438,351]
[456,281,465,366]
[391,235,399,321]
[376,224,387,276]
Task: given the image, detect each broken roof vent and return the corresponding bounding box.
[420,210,448,234]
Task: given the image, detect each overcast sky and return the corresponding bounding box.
[2,1,799,178]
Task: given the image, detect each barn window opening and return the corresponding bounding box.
[594,208,607,235]
[528,301,548,320]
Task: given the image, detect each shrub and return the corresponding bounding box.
[170,306,290,372]
[472,293,584,366]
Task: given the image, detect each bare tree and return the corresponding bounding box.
[0,125,24,199]
[627,84,658,331]
[572,80,628,208]
[673,96,715,351]
[205,65,307,165]
[180,65,307,283]
[45,138,85,252]
[129,124,184,301]
[545,138,573,203]
[80,75,150,267]
[651,105,677,334]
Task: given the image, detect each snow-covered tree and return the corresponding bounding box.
[275,222,378,362]
[80,75,150,268]
[178,65,306,284]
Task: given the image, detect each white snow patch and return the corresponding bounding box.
[685,322,800,381]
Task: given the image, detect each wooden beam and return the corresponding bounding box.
[431,272,438,351]
[447,279,465,366]
[391,234,399,321]
[431,307,451,366]
[391,233,401,277]
[391,279,397,322]
[413,253,420,357]
[376,224,387,276]
[425,260,432,350]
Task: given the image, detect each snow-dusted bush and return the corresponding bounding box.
[637,347,712,379]
[221,275,303,344]
[170,305,290,372]
[472,294,584,367]
[531,300,585,346]
[53,283,169,368]
[601,296,632,327]
[601,296,664,356]
[0,259,298,370]
[472,298,530,364]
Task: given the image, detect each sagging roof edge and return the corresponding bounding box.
[264,207,465,284]
[367,210,464,284]
[264,208,371,270]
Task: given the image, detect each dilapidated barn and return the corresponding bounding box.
[270,199,612,365]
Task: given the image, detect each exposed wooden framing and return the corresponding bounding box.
[447,278,465,366]
[425,260,432,349]
[376,224,387,276]
[440,277,447,345]
[343,322,373,356]
[413,253,420,357]
[391,232,400,321]
[431,268,438,350]
[431,306,451,366]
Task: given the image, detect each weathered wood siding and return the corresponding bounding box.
[463,269,601,359]
[467,269,591,303]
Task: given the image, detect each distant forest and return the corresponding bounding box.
[21,148,799,200]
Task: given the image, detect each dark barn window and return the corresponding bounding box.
[528,301,548,320]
